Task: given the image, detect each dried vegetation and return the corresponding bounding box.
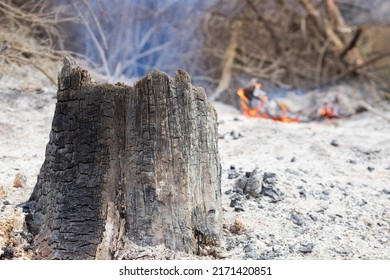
[0,1,75,86]
[2,0,389,101]
[203,0,390,101]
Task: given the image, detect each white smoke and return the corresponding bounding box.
[65,0,216,81]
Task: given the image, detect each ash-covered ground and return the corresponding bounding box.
[216,102,390,259]
[0,86,389,260]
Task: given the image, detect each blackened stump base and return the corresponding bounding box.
[26,64,222,259]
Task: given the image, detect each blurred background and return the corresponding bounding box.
[1,0,389,103]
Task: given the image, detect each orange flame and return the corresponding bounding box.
[279,104,300,123]
[237,87,300,122]
[237,88,264,117]
[320,107,335,118]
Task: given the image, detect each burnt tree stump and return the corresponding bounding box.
[26,63,222,259]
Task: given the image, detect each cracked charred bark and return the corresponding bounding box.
[26,64,222,259]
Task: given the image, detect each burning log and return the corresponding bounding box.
[317,91,353,119]
[25,62,222,259]
[237,81,302,122]
[237,80,268,118]
[274,85,389,122]
[237,80,386,122]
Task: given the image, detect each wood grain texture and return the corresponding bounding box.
[26,65,222,259]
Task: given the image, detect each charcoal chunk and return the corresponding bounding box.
[236,168,262,198]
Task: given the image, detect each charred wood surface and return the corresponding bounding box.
[26,64,222,259]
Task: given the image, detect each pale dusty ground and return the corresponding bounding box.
[215,102,390,259]
[0,81,389,259]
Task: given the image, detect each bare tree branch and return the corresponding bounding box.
[67,0,110,77]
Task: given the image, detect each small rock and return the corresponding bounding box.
[291,212,305,226]
[308,212,318,221]
[347,159,357,164]
[229,192,243,199]
[290,157,296,162]
[233,188,244,196]
[261,172,283,202]
[234,206,245,212]
[229,197,241,208]
[299,189,307,198]
[286,168,300,176]
[316,208,326,214]
[382,189,390,195]
[263,172,277,186]
[367,166,375,172]
[224,189,233,195]
[3,200,11,206]
[244,244,254,253]
[1,246,14,259]
[364,219,373,227]
[336,248,350,256]
[267,248,280,259]
[261,187,283,203]
[230,129,243,139]
[225,244,234,252]
[358,199,367,206]
[299,243,314,254]
[267,250,277,259]
[330,139,339,147]
[228,165,239,179]
[322,190,330,196]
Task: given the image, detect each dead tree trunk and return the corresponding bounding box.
[26,63,222,259]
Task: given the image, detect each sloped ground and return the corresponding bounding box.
[0,83,389,259]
